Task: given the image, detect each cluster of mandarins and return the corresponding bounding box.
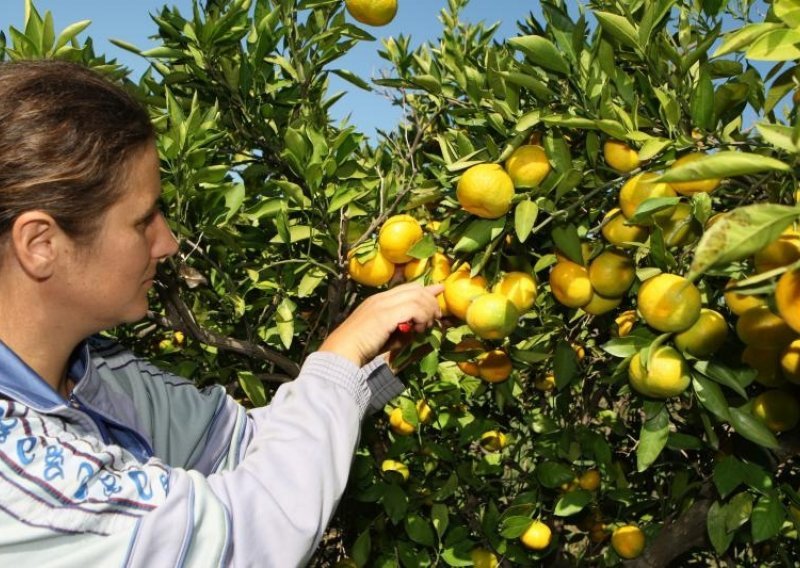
[556,140,800,437]
[723,230,800,433]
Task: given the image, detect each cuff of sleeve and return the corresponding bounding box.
[303,352,371,417]
[362,356,405,415]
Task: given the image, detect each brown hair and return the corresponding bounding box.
[0,60,155,244]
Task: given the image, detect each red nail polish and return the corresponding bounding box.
[397,321,413,333]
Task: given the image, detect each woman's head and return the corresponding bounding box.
[0,60,155,245]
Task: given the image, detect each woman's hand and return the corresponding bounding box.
[319,282,444,367]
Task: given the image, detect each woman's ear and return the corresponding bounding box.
[11,211,60,279]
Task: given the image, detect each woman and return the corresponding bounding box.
[0,60,441,566]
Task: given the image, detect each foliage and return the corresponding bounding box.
[4,0,800,565]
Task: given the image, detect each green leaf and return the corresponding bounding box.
[689,203,800,277]
[639,0,675,48]
[405,514,435,547]
[713,456,743,498]
[499,515,535,539]
[508,35,569,74]
[382,483,409,524]
[407,234,436,260]
[756,122,800,153]
[297,267,327,298]
[693,360,754,399]
[514,200,539,242]
[692,376,732,422]
[54,19,91,52]
[707,501,735,555]
[536,461,576,489]
[353,528,371,567]
[514,110,542,132]
[551,224,583,265]
[411,74,442,94]
[454,218,506,253]
[238,371,266,407]
[554,489,592,516]
[601,335,652,358]
[725,491,754,532]
[713,23,781,57]
[431,504,449,539]
[690,68,715,131]
[776,0,800,28]
[657,151,790,183]
[553,340,579,390]
[594,11,640,51]
[627,197,682,225]
[638,138,672,161]
[738,461,773,494]
[440,544,474,567]
[501,72,555,101]
[637,405,670,471]
[747,29,800,61]
[331,68,372,91]
[751,493,785,543]
[729,407,780,449]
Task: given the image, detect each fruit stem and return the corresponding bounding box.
[473,232,504,275]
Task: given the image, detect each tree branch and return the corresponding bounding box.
[626,494,713,568]
[153,266,301,378]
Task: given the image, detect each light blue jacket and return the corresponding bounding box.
[0,336,403,566]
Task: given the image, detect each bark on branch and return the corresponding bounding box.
[626,496,713,568]
[153,266,301,379]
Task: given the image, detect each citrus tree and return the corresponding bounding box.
[4,0,800,566]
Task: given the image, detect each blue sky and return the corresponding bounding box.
[3,0,533,137]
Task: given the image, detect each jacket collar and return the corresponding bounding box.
[0,339,91,412]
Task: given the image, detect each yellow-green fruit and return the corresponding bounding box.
[611,525,646,559]
[578,469,601,491]
[637,273,702,333]
[504,144,551,188]
[742,346,786,387]
[443,270,489,321]
[604,140,640,173]
[480,430,508,452]
[534,373,556,392]
[736,306,796,349]
[751,390,800,433]
[582,292,623,316]
[673,308,728,358]
[345,0,398,26]
[381,459,410,482]
[492,271,537,312]
[776,268,800,334]
[550,261,594,308]
[520,520,552,551]
[601,208,649,249]
[378,214,424,264]
[456,163,515,219]
[470,548,499,568]
[348,249,395,287]
[619,172,677,219]
[629,345,691,398]
[466,292,520,339]
[388,407,415,436]
[588,249,636,297]
[780,339,800,384]
[658,203,701,248]
[416,399,433,424]
[753,229,800,273]
[724,279,765,316]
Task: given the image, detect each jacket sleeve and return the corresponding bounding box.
[0,352,404,568]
